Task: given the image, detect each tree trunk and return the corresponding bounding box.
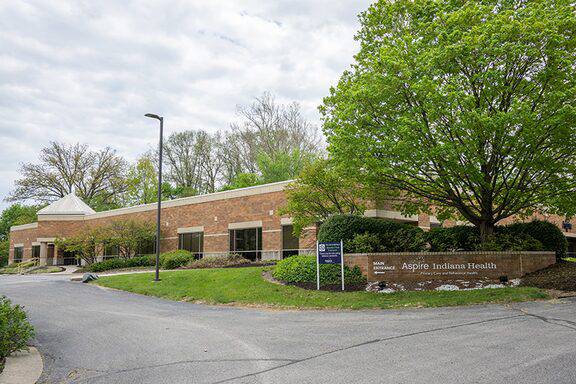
[479,220,495,243]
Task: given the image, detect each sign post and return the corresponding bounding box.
[316,241,344,291]
[340,240,345,291]
[316,241,320,290]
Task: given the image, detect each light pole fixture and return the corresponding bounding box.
[145,113,164,282]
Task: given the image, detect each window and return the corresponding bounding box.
[282,225,299,258]
[229,228,262,261]
[137,238,156,256]
[13,246,23,263]
[103,243,119,259]
[62,250,78,266]
[178,232,203,259]
[32,245,40,259]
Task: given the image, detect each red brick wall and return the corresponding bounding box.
[9,187,575,264]
[8,190,314,263]
[345,251,556,282]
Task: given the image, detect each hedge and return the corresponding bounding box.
[87,255,155,272]
[319,215,566,256]
[187,254,249,269]
[425,220,565,257]
[425,226,481,252]
[0,296,35,361]
[502,220,567,259]
[272,255,366,285]
[318,215,426,253]
[160,250,195,269]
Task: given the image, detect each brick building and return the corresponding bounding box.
[8,180,576,265]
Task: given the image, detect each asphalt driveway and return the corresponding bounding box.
[1,274,575,384]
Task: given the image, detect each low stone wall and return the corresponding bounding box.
[344,251,556,282]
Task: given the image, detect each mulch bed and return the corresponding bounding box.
[520,261,576,291]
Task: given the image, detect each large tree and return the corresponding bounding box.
[281,158,372,235]
[0,204,42,241]
[0,204,42,266]
[162,131,206,194]
[124,156,159,205]
[225,92,322,179]
[322,0,576,240]
[8,142,127,209]
[157,92,322,194]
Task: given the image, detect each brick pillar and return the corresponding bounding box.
[204,234,229,257]
[262,229,282,260]
[299,226,317,254]
[418,214,431,230]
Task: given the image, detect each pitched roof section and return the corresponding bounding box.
[37,193,96,216]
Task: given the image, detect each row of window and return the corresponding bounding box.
[12,245,39,263]
[178,225,300,260]
[12,225,301,263]
[102,240,156,259]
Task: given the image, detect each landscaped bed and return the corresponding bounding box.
[520,260,576,292]
[94,267,548,310]
[0,261,64,275]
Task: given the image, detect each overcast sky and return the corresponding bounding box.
[0,0,371,210]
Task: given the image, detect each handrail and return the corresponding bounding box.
[18,258,40,274]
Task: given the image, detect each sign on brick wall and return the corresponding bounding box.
[345,251,556,282]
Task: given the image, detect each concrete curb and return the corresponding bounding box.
[70,269,181,281]
[0,346,43,384]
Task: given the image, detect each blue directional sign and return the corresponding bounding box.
[318,242,342,264]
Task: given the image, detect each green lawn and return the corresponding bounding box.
[94,267,549,310]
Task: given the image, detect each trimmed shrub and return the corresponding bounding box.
[318,215,426,253]
[0,296,35,361]
[425,226,480,252]
[476,233,543,252]
[349,232,382,253]
[161,250,195,270]
[425,222,554,253]
[87,255,155,272]
[503,220,567,259]
[272,255,366,285]
[187,254,249,269]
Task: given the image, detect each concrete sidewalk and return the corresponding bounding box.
[0,347,43,384]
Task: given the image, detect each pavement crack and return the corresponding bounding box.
[211,313,525,384]
[72,358,299,383]
[512,307,576,331]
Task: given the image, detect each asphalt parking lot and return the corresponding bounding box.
[1,273,575,384]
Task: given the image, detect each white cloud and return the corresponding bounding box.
[0,0,371,209]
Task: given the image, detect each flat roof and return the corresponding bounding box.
[11,180,293,230]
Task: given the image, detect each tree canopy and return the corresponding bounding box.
[281,158,373,235]
[322,0,576,239]
[8,142,127,210]
[124,156,159,205]
[7,92,320,211]
[0,204,43,266]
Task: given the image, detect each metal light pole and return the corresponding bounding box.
[145,113,163,282]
